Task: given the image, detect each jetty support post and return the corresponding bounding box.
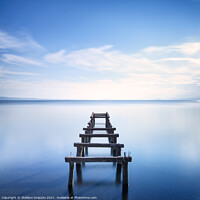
[109,136,117,144]
[81,137,86,143]
[112,147,116,156]
[112,147,121,156]
[122,158,129,187]
[109,136,112,143]
[81,137,86,156]
[83,130,89,154]
[105,116,109,128]
[90,112,95,127]
[76,146,85,165]
[82,148,85,157]
[68,162,75,189]
[85,130,91,143]
[76,162,82,184]
[108,135,111,143]
[81,136,88,156]
[116,162,122,183]
[110,148,113,156]
[76,147,84,157]
[107,128,114,143]
[92,118,95,127]
[117,147,121,156]
[85,147,88,156]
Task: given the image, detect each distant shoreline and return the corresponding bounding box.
[0,99,199,104]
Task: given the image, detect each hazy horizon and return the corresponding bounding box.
[0,96,200,101]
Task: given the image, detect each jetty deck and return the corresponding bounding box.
[65,112,132,190]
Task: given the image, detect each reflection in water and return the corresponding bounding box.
[70,162,128,200]
[122,185,128,200]
[68,186,74,200]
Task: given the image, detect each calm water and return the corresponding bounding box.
[0,100,200,200]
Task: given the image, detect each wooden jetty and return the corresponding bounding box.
[65,112,132,190]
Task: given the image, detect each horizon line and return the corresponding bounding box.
[0,97,199,101]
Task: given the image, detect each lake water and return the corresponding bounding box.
[0,100,200,200]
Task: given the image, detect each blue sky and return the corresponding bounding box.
[0,0,200,99]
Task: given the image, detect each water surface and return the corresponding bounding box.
[0,100,200,200]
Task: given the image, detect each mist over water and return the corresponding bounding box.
[0,101,200,200]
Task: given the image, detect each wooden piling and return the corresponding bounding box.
[113,148,116,156]
[116,163,122,183]
[82,148,84,157]
[76,147,82,156]
[122,161,128,186]
[85,147,88,155]
[68,162,74,188]
[81,137,85,143]
[76,163,82,184]
[118,147,121,156]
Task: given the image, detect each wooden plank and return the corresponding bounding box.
[93,113,109,118]
[83,127,116,131]
[94,113,107,115]
[79,134,119,138]
[94,116,107,118]
[74,143,124,148]
[65,156,132,163]
[90,113,110,118]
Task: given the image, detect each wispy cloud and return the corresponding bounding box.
[44,45,116,70]
[44,45,166,74]
[0,30,44,52]
[42,42,200,99]
[143,42,200,55]
[0,66,35,77]
[44,43,200,75]
[0,30,44,68]
[0,30,199,99]
[1,54,44,66]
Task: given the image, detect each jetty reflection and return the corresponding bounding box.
[68,163,129,200]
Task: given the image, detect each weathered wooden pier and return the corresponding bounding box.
[65,112,132,191]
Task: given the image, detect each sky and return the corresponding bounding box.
[0,0,200,100]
